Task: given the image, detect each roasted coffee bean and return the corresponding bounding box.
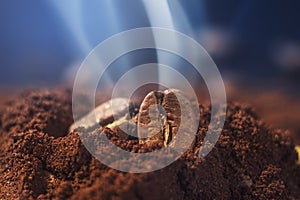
[138,89,196,147]
[69,98,129,132]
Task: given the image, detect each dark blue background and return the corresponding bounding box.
[0,0,300,87]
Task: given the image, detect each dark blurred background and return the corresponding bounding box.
[0,0,299,142]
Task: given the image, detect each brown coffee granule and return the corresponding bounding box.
[0,90,299,199]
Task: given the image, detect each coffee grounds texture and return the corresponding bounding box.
[0,90,299,199]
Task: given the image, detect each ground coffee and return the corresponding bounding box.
[0,90,299,199]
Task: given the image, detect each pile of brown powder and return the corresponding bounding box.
[0,90,299,199]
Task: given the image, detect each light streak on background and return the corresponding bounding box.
[50,0,199,92]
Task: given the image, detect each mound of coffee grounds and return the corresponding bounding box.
[0,90,299,199]
[1,90,73,138]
